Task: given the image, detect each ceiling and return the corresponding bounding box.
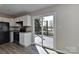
[0,4,55,17]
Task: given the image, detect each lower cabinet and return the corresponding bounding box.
[19,32,32,47]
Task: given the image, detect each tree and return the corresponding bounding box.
[35,19,41,35]
[49,20,53,31]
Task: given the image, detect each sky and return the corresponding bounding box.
[43,15,54,26]
[43,15,54,21]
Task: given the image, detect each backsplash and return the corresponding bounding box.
[26,26,32,32]
[10,26,32,32]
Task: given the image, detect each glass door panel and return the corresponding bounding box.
[34,17,43,46]
[42,15,54,49]
[34,15,54,49]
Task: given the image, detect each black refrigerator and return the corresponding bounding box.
[0,22,10,44]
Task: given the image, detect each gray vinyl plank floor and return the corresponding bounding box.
[0,43,39,54]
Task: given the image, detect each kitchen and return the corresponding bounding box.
[0,15,32,47]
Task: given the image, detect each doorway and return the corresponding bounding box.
[32,14,56,53]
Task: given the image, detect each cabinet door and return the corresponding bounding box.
[0,17,3,21]
[15,17,24,26]
[26,15,31,26]
[23,16,27,26]
[25,33,32,47]
[23,15,31,26]
[9,19,15,26]
[14,18,21,26]
[19,33,24,46]
[1,18,15,26]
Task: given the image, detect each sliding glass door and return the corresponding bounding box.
[34,15,54,49]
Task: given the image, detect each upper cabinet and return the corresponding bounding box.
[23,15,31,26]
[9,19,15,26]
[14,17,22,26]
[0,17,15,26]
[0,15,32,27]
[15,15,31,26]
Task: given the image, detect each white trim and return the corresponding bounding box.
[41,16,43,46]
[31,16,35,44]
[53,13,56,49]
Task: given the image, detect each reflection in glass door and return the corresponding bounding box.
[34,17,43,46]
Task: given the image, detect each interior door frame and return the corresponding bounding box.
[31,12,56,49]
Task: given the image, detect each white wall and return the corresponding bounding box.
[0,17,15,26]
[31,4,79,53]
